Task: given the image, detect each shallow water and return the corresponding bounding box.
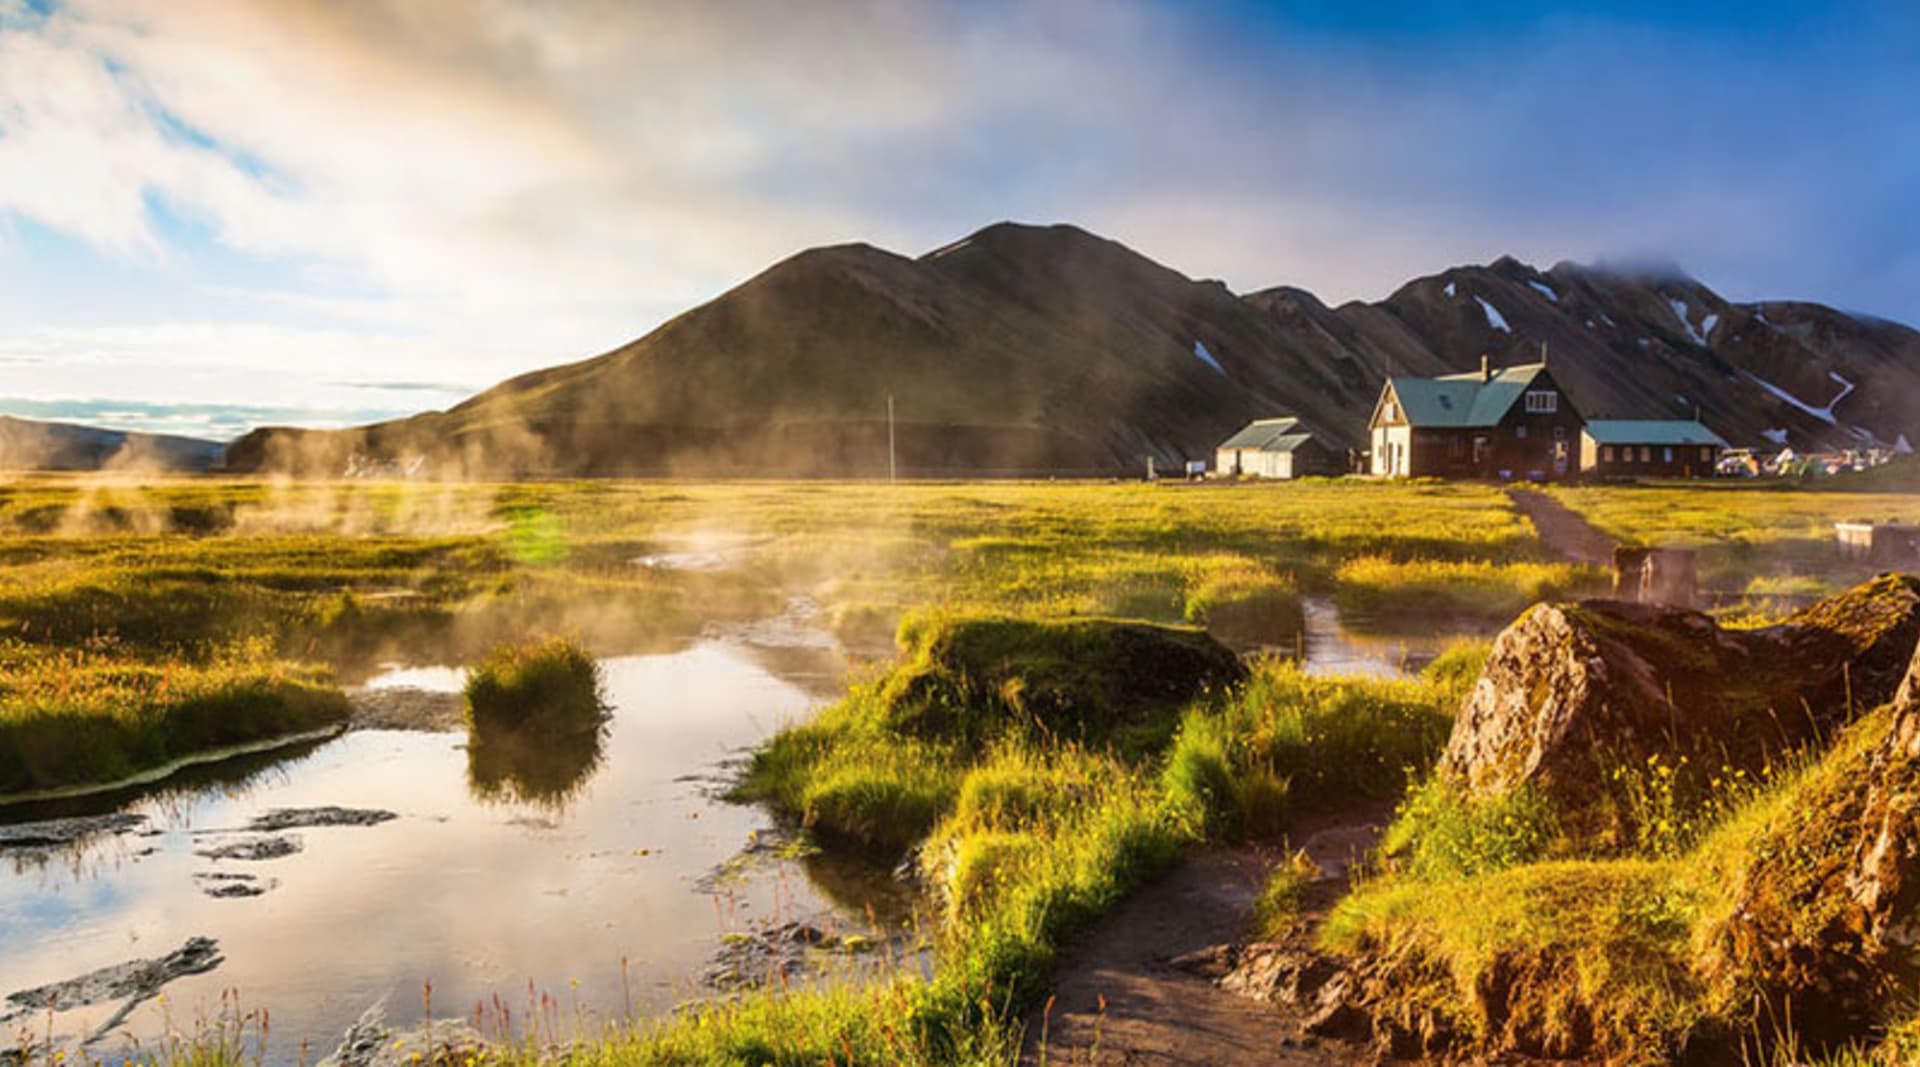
[1283,597,1492,679]
[0,642,907,1062]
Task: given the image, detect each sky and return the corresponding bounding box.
[0,0,1915,439]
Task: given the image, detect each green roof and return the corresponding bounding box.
[1218,417,1315,452]
[1583,419,1727,447]
[1385,363,1546,428]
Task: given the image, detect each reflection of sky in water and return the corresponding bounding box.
[0,644,890,1061]
[360,664,466,692]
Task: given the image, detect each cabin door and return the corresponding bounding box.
[1553,440,1570,476]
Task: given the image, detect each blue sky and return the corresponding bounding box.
[0,0,1914,438]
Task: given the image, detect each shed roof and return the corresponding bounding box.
[1583,419,1727,447]
[1386,362,1547,428]
[1218,417,1316,452]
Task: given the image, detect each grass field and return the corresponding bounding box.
[4,473,1915,1063]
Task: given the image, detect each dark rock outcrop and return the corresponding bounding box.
[1438,574,1920,842]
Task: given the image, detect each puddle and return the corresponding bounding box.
[0,642,906,1062]
[1287,597,1494,678]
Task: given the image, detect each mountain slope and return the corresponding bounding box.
[0,416,223,472]
[224,223,1919,477]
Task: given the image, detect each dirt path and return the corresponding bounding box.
[1507,488,1619,567]
[1020,804,1392,1066]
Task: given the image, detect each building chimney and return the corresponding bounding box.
[1480,354,1491,382]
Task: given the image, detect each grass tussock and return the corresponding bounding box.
[463,635,605,732]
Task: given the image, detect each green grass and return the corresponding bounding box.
[464,635,605,731]
[0,638,351,795]
[700,617,1472,1064]
[1334,555,1606,628]
[6,475,1909,1062]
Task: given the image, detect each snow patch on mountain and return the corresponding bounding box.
[1746,371,1854,425]
[1443,281,1456,298]
[1669,298,1706,345]
[1475,297,1510,332]
[1527,280,1559,303]
[1193,340,1226,375]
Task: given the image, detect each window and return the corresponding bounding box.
[1699,447,1712,462]
[1552,425,1566,440]
[1663,447,1673,463]
[1382,400,1397,423]
[1640,446,1652,462]
[1515,425,1527,439]
[1524,390,1558,414]
[1602,446,1615,463]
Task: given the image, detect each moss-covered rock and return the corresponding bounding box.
[1437,574,1920,846]
[1695,637,1920,1050]
[879,615,1247,754]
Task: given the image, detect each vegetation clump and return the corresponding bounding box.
[0,638,350,796]
[876,613,1247,755]
[463,635,605,733]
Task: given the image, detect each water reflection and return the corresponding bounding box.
[0,643,904,1064]
[465,720,609,811]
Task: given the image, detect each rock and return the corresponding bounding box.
[1166,943,1241,979]
[194,872,278,898]
[1437,574,1920,841]
[348,687,466,732]
[244,807,397,832]
[1698,634,1920,1049]
[1301,970,1372,1043]
[1218,945,1344,1007]
[317,1001,486,1067]
[1,937,222,1030]
[196,834,302,861]
[0,813,149,852]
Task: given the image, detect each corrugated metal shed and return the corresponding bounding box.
[1217,417,1305,451]
[1584,419,1727,446]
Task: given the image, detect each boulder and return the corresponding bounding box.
[1437,574,1920,840]
[1698,635,1920,1049]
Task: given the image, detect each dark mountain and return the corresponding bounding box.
[0,416,223,472]
[224,223,1919,477]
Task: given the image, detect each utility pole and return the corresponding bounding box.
[887,393,896,484]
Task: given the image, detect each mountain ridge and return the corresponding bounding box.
[220,221,1920,477]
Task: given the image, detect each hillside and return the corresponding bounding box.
[223,223,1919,477]
[0,416,223,473]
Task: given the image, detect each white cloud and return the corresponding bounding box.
[0,0,1912,427]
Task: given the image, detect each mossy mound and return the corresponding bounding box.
[879,615,1247,754]
[1438,574,1920,848]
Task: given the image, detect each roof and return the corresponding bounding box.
[1218,417,1317,452]
[1385,363,1547,428]
[1583,419,1727,447]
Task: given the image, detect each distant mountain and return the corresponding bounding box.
[0,415,223,472]
[223,223,1919,477]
